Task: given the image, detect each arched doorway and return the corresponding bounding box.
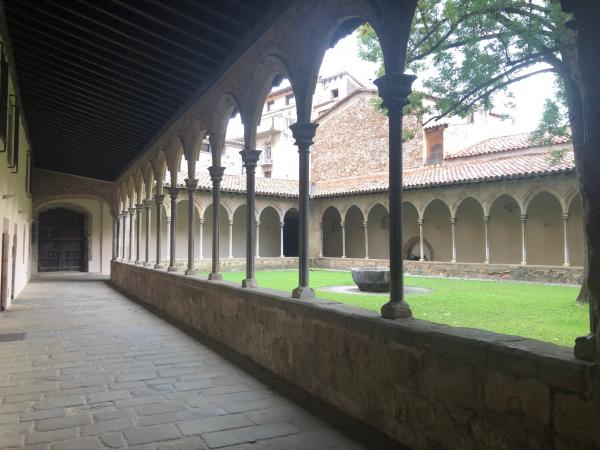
[259,207,280,257]
[38,208,86,272]
[283,208,299,257]
[526,192,563,266]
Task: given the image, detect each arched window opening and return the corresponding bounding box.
[526,192,563,266]
[283,208,299,257]
[455,198,485,263]
[345,206,365,258]
[259,207,280,257]
[423,200,452,262]
[368,204,389,259]
[489,195,521,264]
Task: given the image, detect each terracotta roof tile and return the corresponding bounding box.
[446,133,571,159]
[172,172,298,197]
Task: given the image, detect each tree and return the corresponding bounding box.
[358,0,593,305]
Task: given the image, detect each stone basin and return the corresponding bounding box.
[351,267,390,292]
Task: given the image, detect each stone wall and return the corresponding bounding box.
[111,262,599,450]
[169,257,298,272]
[311,257,583,285]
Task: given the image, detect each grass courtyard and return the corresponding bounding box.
[211,269,587,348]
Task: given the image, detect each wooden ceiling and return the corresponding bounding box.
[4,0,284,180]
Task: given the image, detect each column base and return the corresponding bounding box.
[242,278,257,288]
[144,262,153,268]
[484,260,490,265]
[292,286,315,299]
[574,334,597,362]
[381,301,412,319]
[154,264,165,270]
[134,261,142,266]
[419,258,425,262]
[168,266,178,272]
[185,268,198,276]
[563,262,571,267]
[208,272,223,280]
[520,261,527,266]
[451,260,456,264]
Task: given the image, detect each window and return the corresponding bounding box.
[427,144,443,165]
[264,170,271,178]
[331,88,339,99]
[266,100,274,111]
[263,142,272,161]
[285,94,295,105]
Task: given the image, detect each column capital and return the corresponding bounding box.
[520,214,527,222]
[256,220,260,227]
[418,218,424,225]
[155,194,165,205]
[184,178,198,192]
[289,122,319,149]
[199,218,205,225]
[240,149,261,171]
[280,221,285,228]
[228,219,233,226]
[483,215,490,223]
[128,207,136,216]
[168,186,179,199]
[450,217,457,225]
[115,212,123,220]
[363,220,368,228]
[374,72,416,113]
[562,212,569,221]
[340,221,345,228]
[319,222,323,229]
[136,203,144,212]
[143,199,153,209]
[165,216,171,223]
[208,165,225,183]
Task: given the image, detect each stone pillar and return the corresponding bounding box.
[228,219,233,259]
[240,148,261,288]
[340,221,346,258]
[168,187,178,272]
[450,217,457,263]
[484,215,490,264]
[185,179,199,276]
[128,207,135,262]
[135,204,143,265]
[290,122,318,299]
[165,217,171,260]
[115,213,122,261]
[363,220,369,259]
[562,213,570,267]
[418,218,425,261]
[154,194,165,269]
[256,221,260,258]
[319,222,323,257]
[375,73,415,319]
[280,221,284,257]
[122,210,128,263]
[144,200,152,267]
[208,166,225,280]
[199,218,204,260]
[520,214,527,266]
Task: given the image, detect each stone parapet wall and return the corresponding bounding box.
[111,262,599,450]
[167,257,298,273]
[311,257,583,285]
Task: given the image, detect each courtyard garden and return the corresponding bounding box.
[209,270,587,348]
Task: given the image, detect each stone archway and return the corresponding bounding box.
[283,208,299,257]
[322,206,342,257]
[404,236,433,261]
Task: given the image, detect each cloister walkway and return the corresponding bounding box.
[0,275,403,449]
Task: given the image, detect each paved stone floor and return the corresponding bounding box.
[0,274,405,449]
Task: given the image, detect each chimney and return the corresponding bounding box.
[423,123,447,165]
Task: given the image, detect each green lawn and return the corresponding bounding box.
[212,269,587,347]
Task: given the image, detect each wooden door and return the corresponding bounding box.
[38,209,85,272]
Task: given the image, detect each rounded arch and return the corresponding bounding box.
[259,206,280,257]
[450,191,484,217]
[488,194,521,264]
[365,201,388,219]
[420,197,451,219]
[283,208,299,257]
[423,199,452,262]
[455,197,485,263]
[345,205,365,258]
[526,191,563,265]
[368,203,389,259]
[203,201,233,222]
[524,187,566,214]
[322,205,342,257]
[487,191,524,216]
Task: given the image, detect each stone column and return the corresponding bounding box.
[165,217,171,260]
[228,219,233,259]
[290,122,318,299]
[450,217,457,263]
[115,213,122,261]
[135,204,143,265]
[319,222,323,257]
[375,73,415,319]
[185,179,199,276]
[484,215,490,264]
[340,221,346,258]
[144,200,152,266]
[562,213,570,267]
[168,187,178,272]
[154,194,165,269]
[208,166,225,280]
[256,221,260,258]
[240,148,261,288]
[122,208,129,262]
[363,221,369,259]
[279,221,284,257]
[418,218,425,261]
[128,207,135,263]
[199,218,204,260]
[520,214,527,265]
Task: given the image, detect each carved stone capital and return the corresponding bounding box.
[418,218,424,226]
[155,194,165,206]
[289,122,318,149]
[184,178,198,192]
[520,214,527,223]
[374,73,416,113]
[128,207,136,217]
[115,213,123,220]
[168,187,179,200]
[483,215,490,224]
[240,149,261,171]
[143,199,153,210]
[450,217,457,225]
[208,165,225,183]
[136,203,144,213]
[562,213,569,221]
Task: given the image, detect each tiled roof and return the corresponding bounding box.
[313,148,575,197]
[446,133,571,159]
[172,172,298,197]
